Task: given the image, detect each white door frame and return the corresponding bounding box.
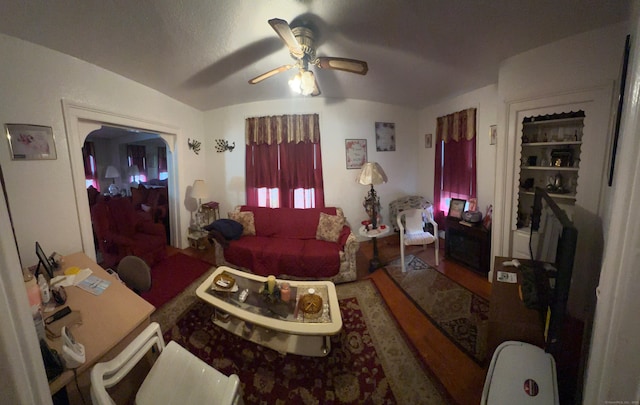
[62,100,181,261]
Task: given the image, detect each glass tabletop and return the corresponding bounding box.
[204,271,332,324]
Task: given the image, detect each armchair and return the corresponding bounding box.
[91,197,167,269]
[397,206,439,272]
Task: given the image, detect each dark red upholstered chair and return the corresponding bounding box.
[91,197,167,269]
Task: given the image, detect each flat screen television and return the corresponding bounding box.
[529,187,578,356]
[35,241,55,280]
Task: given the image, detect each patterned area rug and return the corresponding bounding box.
[164,280,448,404]
[385,255,489,364]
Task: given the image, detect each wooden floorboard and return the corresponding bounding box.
[174,232,491,405]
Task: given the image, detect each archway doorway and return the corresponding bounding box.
[62,101,180,264]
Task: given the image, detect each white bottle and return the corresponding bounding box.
[38,274,50,305]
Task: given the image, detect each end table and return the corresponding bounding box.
[359,224,392,272]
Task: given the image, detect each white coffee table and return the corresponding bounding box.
[195,266,342,357]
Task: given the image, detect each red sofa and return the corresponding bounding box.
[211,206,358,283]
[91,197,167,268]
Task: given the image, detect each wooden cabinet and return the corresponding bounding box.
[445,218,491,274]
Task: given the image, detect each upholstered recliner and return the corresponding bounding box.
[91,197,167,269]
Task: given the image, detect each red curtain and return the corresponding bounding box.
[127,145,147,177]
[157,146,167,171]
[433,108,477,228]
[245,114,325,208]
[82,141,98,189]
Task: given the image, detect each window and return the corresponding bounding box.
[433,108,477,228]
[245,114,325,208]
[157,146,168,180]
[127,144,147,183]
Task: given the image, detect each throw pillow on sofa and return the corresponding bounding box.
[316,212,345,243]
[228,211,256,236]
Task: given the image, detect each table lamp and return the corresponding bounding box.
[356,162,388,229]
[105,165,120,196]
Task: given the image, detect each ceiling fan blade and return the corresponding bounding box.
[268,18,304,58]
[316,57,369,75]
[248,64,294,84]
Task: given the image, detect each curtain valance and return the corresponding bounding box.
[436,108,476,143]
[245,114,320,145]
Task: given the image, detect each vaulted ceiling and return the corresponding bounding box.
[0,1,631,111]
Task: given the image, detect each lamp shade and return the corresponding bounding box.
[356,162,388,186]
[105,165,120,179]
[191,180,207,199]
[127,164,140,177]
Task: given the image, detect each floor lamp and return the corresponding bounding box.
[356,162,388,229]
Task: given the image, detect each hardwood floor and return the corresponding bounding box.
[178,233,491,405]
[358,233,490,405]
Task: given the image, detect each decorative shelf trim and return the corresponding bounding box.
[520,166,579,171]
[522,141,582,147]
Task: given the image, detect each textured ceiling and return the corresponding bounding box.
[0,0,631,111]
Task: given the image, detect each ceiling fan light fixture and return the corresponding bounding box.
[288,70,316,96]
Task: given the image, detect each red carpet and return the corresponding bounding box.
[141,253,212,308]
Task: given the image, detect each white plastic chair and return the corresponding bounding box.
[90,322,243,405]
[397,207,439,271]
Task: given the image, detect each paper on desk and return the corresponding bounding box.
[496,271,517,283]
[49,268,93,287]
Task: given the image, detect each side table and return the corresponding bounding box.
[359,225,392,272]
[188,229,209,250]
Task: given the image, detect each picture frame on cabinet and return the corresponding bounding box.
[608,34,631,187]
[448,198,467,219]
[5,124,57,160]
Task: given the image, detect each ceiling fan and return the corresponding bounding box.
[248,18,369,96]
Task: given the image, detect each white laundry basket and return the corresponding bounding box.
[481,341,559,404]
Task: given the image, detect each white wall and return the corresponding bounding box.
[0,33,206,267]
[418,84,499,213]
[494,22,629,260]
[202,98,420,232]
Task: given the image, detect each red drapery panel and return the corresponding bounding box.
[245,114,324,208]
[82,141,96,180]
[433,108,477,228]
[157,146,167,172]
[127,145,147,177]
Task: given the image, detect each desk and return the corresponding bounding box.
[359,225,391,272]
[487,257,546,358]
[46,252,155,398]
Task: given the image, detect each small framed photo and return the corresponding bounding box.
[375,121,396,151]
[345,139,367,169]
[425,133,433,148]
[490,125,497,145]
[6,124,57,160]
[448,198,467,219]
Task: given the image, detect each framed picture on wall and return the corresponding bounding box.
[425,133,433,148]
[345,139,367,169]
[448,198,467,219]
[5,124,57,160]
[490,125,497,145]
[375,122,396,151]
